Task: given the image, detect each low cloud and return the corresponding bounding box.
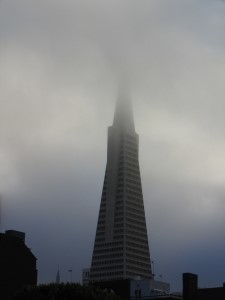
[0,0,225,291]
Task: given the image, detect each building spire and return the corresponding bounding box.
[113,83,135,133]
[56,267,60,284]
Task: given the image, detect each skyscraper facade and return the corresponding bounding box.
[90,95,152,282]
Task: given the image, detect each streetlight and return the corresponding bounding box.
[68,269,73,283]
[151,261,155,279]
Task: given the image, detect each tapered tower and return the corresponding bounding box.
[90,93,152,282]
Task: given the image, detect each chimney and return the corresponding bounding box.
[183,273,198,300]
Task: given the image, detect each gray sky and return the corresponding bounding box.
[0,0,225,292]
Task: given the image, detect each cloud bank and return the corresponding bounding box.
[0,0,225,291]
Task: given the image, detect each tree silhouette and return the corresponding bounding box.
[12,283,123,300]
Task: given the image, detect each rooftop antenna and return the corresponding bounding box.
[56,266,60,284]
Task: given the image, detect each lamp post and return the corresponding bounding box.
[68,269,73,283]
[151,261,155,279]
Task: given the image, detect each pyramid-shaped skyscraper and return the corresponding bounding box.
[90,92,152,282]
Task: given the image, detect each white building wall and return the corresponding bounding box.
[130,278,170,298]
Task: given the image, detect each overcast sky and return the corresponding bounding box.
[0,0,225,292]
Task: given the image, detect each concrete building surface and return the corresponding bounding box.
[0,230,37,300]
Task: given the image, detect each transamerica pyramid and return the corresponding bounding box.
[90,91,152,282]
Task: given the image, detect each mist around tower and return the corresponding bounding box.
[0,0,225,296]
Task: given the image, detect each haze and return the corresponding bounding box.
[0,0,225,292]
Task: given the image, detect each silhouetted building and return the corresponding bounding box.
[0,230,37,300]
[183,272,225,300]
[90,94,152,282]
[183,273,198,300]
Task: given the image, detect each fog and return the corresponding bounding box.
[0,0,225,291]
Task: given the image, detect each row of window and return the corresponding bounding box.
[93,246,149,257]
[126,205,145,216]
[124,142,138,150]
[97,220,106,225]
[126,212,145,221]
[126,271,150,278]
[115,205,124,211]
[119,154,138,165]
[113,227,147,237]
[126,189,142,198]
[99,203,144,215]
[126,229,147,239]
[98,214,106,220]
[90,271,123,278]
[96,231,105,237]
[92,252,123,260]
[95,237,105,242]
[117,183,124,188]
[125,133,137,142]
[114,222,123,228]
[126,246,150,258]
[125,156,139,165]
[126,183,142,193]
[126,234,148,245]
[120,138,137,149]
[126,177,141,186]
[126,223,146,232]
[94,241,124,248]
[116,199,124,206]
[126,259,151,269]
[125,172,141,182]
[126,241,149,251]
[92,258,123,266]
[98,210,144,220]
[125,148,138,156]
[119,166,124,172]
[114,234,123,240]
[126,197,143,207]
[117,189,124,195]
[126,264,151,275]
[123,166,139,174]
[115,211,124,217]
[114,228,124,234]
[114,217,124,223]
[91,264,123,272]
[126,162,139,171]
[97,225,106,231]
[92,252,149,264]
[126,253,150,263]
[126,217,145,227]
[93,246,123,254]
[99,208,106,214]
